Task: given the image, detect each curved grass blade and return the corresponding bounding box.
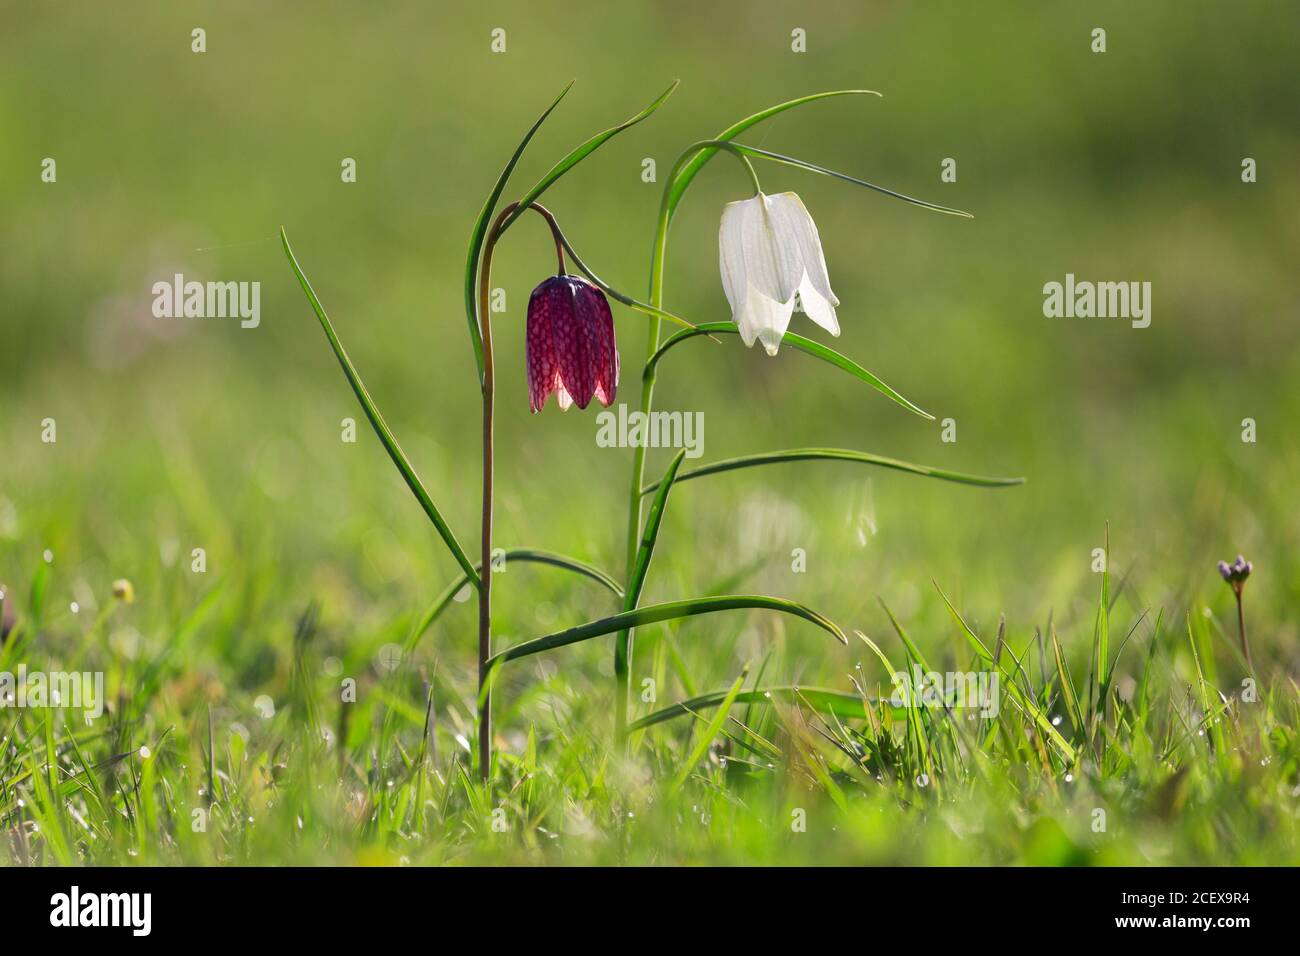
[616,451,687,729]
[1050,624,1086,737]
[732,143,972,218]
[500,80,679,234]
[667,90,881,222]
[933,582,1076,764]
[624,450,686,616]
[281,227,480,587]
[643,448,1024,496]
[464,80,575,384]
[854,629,898,678]
[407,547,623,652]
[645,322,932,419]
[486,594,847,669]
[631,686,881,731]
[669,670,747,792]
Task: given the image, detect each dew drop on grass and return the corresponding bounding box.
[1064,773,1074,783]
[69,601,79,614]
[43,549,53,563]
[138,745,151,759]
[1052,715,1063,726]
[915,773,930,787]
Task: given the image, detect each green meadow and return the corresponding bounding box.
[1,2,1296,865]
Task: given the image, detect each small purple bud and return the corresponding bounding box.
[1217,555,1252,586]
[0,587,13,643]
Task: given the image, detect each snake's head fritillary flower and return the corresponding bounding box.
[526,274,619,413]
[718,191,840,356]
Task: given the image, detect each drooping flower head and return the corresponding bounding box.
[526,274,619,413]
[718,191,840,355]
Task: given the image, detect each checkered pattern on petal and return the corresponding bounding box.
[525,275,618,412]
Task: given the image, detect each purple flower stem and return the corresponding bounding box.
[475,201,566,782]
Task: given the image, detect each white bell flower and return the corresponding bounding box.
[718,191,840,355]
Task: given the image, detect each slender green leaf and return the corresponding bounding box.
[631,686,879,731]
[934,583,1076,763]
[1050,624,1086,737]
[281,227,480,587]
[487,594,847,669]
[732,143,972,218]
[878,598,935,673]
[1095,523,1112,716]
[501,80,679,233]
[624,451,686,612]
[854,629,898,679]
[667,90,881,222]
[670,671,747,791]
[645,323,932,419]
[464,80,574,384]
[407,547,623,652]
[643,448,1024,496]
[878,600,934,777]
[616,451,686,683]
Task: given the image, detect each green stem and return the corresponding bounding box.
[477,211,502,783]
[617,140,752,738]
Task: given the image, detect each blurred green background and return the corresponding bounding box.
[2,0,1297,694]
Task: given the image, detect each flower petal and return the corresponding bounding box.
[737,291,795,356]
[574,277,619,407]
[768,192,839,311]
[742,193,798,303]
[526,280,562,412]
[552,278,598,409]
[718,198,751,317]
[795,276,840,337]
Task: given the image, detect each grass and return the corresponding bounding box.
[2,1,1298,867]
[0,521,1295,865]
